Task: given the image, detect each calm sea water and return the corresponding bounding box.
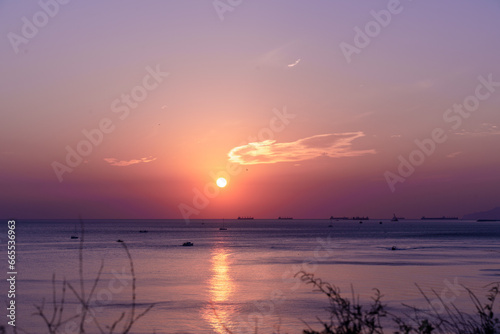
[4,219,500,333]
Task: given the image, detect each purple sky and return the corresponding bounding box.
[1,0,500,219]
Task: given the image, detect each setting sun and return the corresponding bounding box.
[216,177,227,188]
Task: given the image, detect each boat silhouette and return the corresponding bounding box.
[330,216,349,220]
[219,219,227,230]
[70,222,79,239]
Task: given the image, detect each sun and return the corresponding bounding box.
[216,177,227,188]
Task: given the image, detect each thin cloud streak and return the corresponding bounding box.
[228,132,375,165]
[455,123,500,137]
[446,151,462,159]
[287,58,301,67]
[104,156,157,167]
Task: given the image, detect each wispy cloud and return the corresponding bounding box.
[287,58,301,68]
[104,156,157,167]
[446,151,462,159]
[228,132,375,165]
[256,41,301,69]
[455,123,500,137]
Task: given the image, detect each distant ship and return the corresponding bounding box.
[71,223,79,239]
[352,216,369,220]
[219,219,227,230]
[237,216,254,220]
[278,216,293,220]
[330,216,349,220]
[421,216,459,220]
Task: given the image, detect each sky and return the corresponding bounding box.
[1,0,500,220]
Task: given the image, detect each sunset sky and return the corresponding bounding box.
[1,0,500,219]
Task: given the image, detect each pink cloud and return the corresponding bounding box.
[104,156,157,167]
[228,132,375,165]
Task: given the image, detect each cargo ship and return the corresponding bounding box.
[330,216,349,220]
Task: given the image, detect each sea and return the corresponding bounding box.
[3,218,500,334]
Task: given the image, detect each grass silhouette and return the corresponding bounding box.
[296,271,500,334]
[32,219,154,334]
[209,272,499,334]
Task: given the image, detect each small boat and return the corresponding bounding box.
[219,219,228,230]
[71,222,79,239]
[391,246,397,250]
[391,214,398,222]
[117,239,124,243]
[139,230,148,233]
[182,242,194,246]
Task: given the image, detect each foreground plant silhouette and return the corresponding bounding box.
[295,271,500,334]
[392,283,500,334]
[33,220,154,334]
[296,271,386,334]
[205,271,500,334]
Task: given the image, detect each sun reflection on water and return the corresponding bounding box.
[202,246,236,333]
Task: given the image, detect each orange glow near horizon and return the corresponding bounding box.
[3,1,500,220]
